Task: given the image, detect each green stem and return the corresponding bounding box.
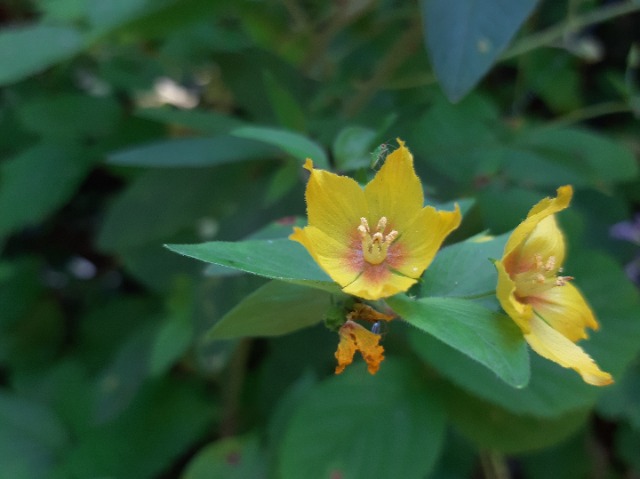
[502,2,640,60]
[219,338,252,438]
[480,450,511,479]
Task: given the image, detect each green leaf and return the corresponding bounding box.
[278,360,446,479]
[388,295,529,388]
[231,126,329,168]
[183,435,266,479]
[409,94,500,184]
[135,107,245,134]
[442,381,590,453]
[0,390,69,479]
[0,24,85,86]
[419,234,508,298]
[61,378,213,479]
[0,144,92,238]
[106,135,281,168]
[263,71,307,132]
[149,278,195,376]
[421,0,538,101]
[18,94,121,139]
[166,239,335,290]
[332,126,378,171]
[208,280,333,340]
[513,127,639,184]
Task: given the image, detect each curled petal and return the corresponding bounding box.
[495,259,533,333]
[515,216,566,273]
[347,303,395,323]
[335,321,385,375]
[530,282,599,342]
[503,186,572,271]
[525,315,613,386]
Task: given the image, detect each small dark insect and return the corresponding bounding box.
[371,321,382,335]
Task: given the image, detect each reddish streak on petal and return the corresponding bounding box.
[385,241,407,270]
[361,262,392,285]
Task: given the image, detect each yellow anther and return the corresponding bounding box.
[358,216,398,265]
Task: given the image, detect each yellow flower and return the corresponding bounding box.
[290,140,462,300]
[495,185,613,386]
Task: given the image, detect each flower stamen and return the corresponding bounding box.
[358,216,398,265]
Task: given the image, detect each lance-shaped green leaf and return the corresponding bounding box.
[106,135,280,167]
[421,0,538,101]
[166,239,336,291]
[231,126,329,168]
[207,281,333,340]
[388,295,529,388]
[0,24,85,86]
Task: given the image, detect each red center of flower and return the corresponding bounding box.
[357,217,398,265]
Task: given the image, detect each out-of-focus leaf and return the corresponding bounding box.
[232,126,329,168]
[135,107,245,134]
[411,250,640,418]
[85,0,150,33]
[420,0,538,101]
[98,167,240,251]
[442,381,589,453]
[0,391,69,479]
[17,94,121,139]
[37,0,88,21]
[278,361,446,479]
[106,135,280,168]
[616,424,640,471]
[166,239,335,291]
[0,144,92,238]
[598,361,640,430]
[389,295,529,388]
[183,435,267,479]
[207,280,333,340]
[419,234,508,298]
[0,24,85,86]
[409,94,500,184]
[513,127,639,184]
[263,71,307,132]
[61,379,213,479]
[149,278,195,376]
[93,324,155,423]
[332,126,378,171]
[521,49,582,113]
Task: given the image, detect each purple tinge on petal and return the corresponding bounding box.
[610,215,640,245]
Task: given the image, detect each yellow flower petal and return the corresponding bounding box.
[363,140,424,231]
[525,315,613,386]
[292,225,360,286]
[503,185,572,270]
[515,216,566,273]
[335,320,385,375]
[390,204,462,279]
[303,158,368,246]
[531,282,599,342]
[495,259,533,333]
[342,268,417,301]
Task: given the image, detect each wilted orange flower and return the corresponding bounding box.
[495,186,613,386]
[334,303,395,374]
[290,140,461,300]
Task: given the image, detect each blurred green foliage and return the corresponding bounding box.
[1,0,639,478]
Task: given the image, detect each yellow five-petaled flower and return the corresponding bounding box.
[290,140,461,300]
[495,185,613,386]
